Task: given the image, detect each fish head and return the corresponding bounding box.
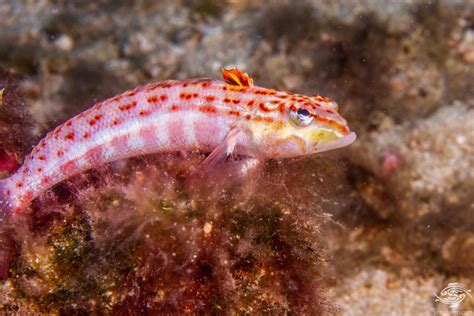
[254,92,356,158]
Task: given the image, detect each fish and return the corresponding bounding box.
[0,68,356,222]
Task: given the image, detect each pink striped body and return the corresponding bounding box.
[3,79,238,212]
[0,71,356,216]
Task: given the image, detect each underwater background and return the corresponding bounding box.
[0,0,473,314]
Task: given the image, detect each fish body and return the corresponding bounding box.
[0,68,356,220]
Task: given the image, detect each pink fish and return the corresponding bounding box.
[0,68,356,221]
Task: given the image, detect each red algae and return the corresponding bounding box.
[0,153,335,314]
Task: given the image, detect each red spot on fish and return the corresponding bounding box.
[264,117,274,123]
[199,105,217,114]
[119,101,137,111]
[278,103,285,113]
[112,95,123,102]
[38,155,46,161]
[223,98,231,103]
[147,96,158,103]
[228,110,240,117]
[205,95,216,102]
[127,91,137,97]
[180,93,186,100]
[111,119,121,126]
[65,121,72,127]
[15,182,23,188]
[83,132,90,139]
[171,104,179,111]
[245,114,251,120]
[37,168,42,172]
[160,95,168,102]
[65,132,75,141]
[139,110,150,116]
[259,103,269,112]
[232,99,240,104]
[57,150,64,157]
[247,100,255,107]
[253,116,274,123]
[41,176,51,185]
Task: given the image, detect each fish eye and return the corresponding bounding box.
[297,108,310,116]
[290,107,314,127]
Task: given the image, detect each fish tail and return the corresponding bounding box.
[0,179,12,225]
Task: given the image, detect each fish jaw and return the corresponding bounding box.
[313,131,357,153]
[257,127,357,158]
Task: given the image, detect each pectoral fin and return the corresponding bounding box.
[199,128,240,170]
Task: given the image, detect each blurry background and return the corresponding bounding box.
[0,0,473,314]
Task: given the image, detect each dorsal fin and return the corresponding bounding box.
[221,68,254,87]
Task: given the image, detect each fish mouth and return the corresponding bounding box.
[314,131,357,153]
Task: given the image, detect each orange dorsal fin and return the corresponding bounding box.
[221,68,254,87]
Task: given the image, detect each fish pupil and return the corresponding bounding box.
[297,108,310,116]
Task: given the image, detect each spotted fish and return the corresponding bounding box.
[0,68,356,221]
